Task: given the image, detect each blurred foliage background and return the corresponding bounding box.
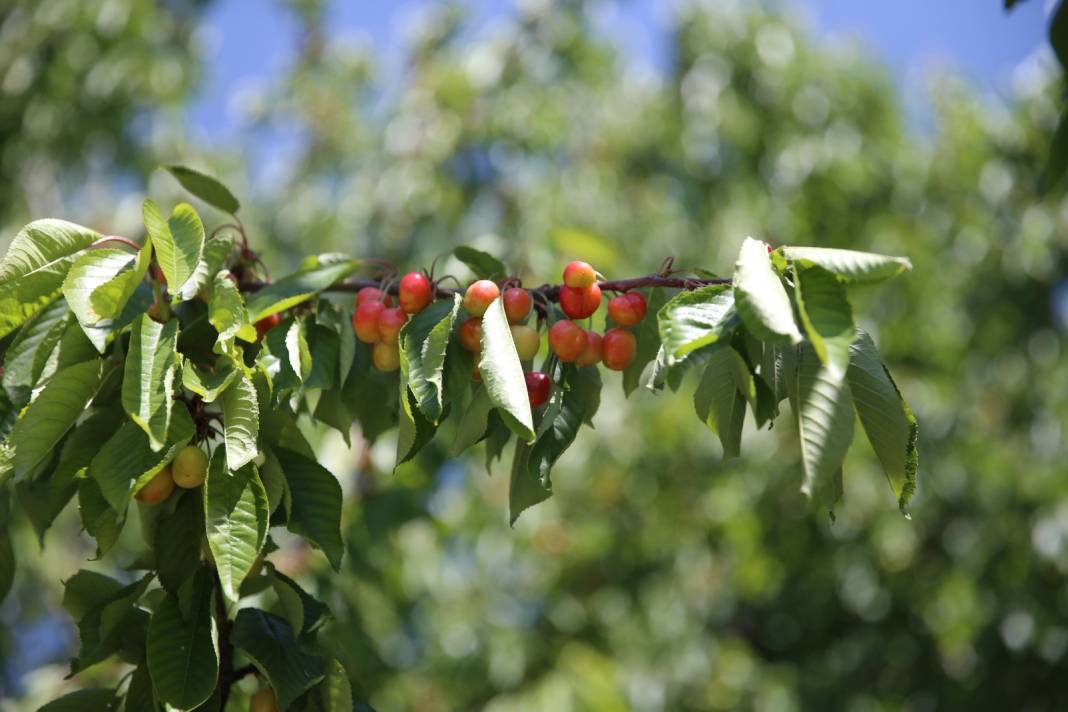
[3,0,1068,710]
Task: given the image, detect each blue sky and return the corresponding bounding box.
[189,0,1053,139]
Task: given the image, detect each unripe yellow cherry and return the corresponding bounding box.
[135,465,175,505]
[172,445,209,489]
[249,686,279,712]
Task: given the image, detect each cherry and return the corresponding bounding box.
[563,260,596,289]
[511,324,540,360]
[575,329,603,367]
[398,272,433,314]
[377,307,407,345]
[601,328,637,370]
[548,320,588,362]
[471,365,482,382]
[150,264,167,286]
[356,286,392,307]
[458,317,482,352]
[525,371,551,408]
[559,283,602,320]
[463,279,500,317]
[255,312,282,341]
[607,291,647,326]
[135,466,175,505]
[250,686,279,712]
[172,446,208,489]
[353,301,384,343]
[503,287,533,324]
[372,341,400,372]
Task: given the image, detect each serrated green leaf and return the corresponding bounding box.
[122,315,180,450]
[219,373,259,470]
[209,270,256,347]
[396,357,437,466]
[693,346,747,458]
[11,359,103,479]
[781,246,912,284]
[38,688,118,711]
[305,323,340,390]
[622,287,665,395]
[320,659,354,712]
[847,330,918,514]
[164,165,241,214]
[77,477,125,557]
[794,265,854,376]
[89,240,152,320]
[452,385,494,455]
[155,490,205,594]
[1,297,69,403]
[181,358,238,403]
[62,569,123,619]
[143,200,205,299]
[124,663,156,712]
[245,259,361,323]
[479,296,534,441]
[63,248,141,327]
[285,318,312,383]
[401,295,461,423]
[795,343,853,508]
[147,568,218,711]
[657,284,739,364]
[178,233,235,303]
[733,236,803,344]
[204,454,269,601]
[71,573,152,674]
[274,448,344,570]
[271,569,327,637]
[453,246,507,279]
[232,608,326,710]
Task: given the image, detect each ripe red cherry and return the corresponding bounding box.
[353,302,384,343]
[607,291,647,327]
[356,286,392,307]
[602,328,637,370]
[463,280,500,317]
[548,320,588,362]
[458,317,482,352]
[559,284,602,320]
[525,371,551,408]
[377,307,407,345]
[398,272,433,314]
[563,260,596,289]
[372,342,400,372]
[503,287,533,324]
[575,330,602,367]
[255,312,282,341]
[511,325,540,360]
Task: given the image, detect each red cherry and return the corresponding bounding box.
[377,307,407,345]
[356,286,392,307]
[503,287,533,324]
[255,312,282,341]
[575,330,602,367]
[372,342,400,372]
[353,302,384,343]
[607,291,647,326]
[150,264,167,286]
[548,320,588,362]
[398,272,433,314]
[471,366,482,382]
[525,371,551,408]
[458,317,482,352]
[563,261,596,289]
[602,328,637,370]
[463,280,500,317]
[559,284,602,320]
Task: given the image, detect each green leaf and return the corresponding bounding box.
[147,568,218,711]
[285,318,312,383]
[0,219,100,339]
[1,297,69,403]
[452,385,495,455]
[1043,106,1068,193]
[204,454,269,601]
[271,569,327,637]
[38,689,118,711]
[143,200,205,298]
[231,609,326,710]
[124,663,156,712]
[181,359,238,403]
[62,569,123,619]
[1051,0,1068,70]
[164,165,241,214]
[274,448,344,570]
[794,344,854,508]
[453,246,507,280]
[732,236,803,344]
[693,346,747,458]
[122,315,180,450]
[70,573,152,673]
[657,284,740,365]
[793,265,855,376]
[77,477,125,557]
[305,323,340,390]
[89,241,152,320]
[401,295,461,423]
[396,362,437,467]
[88,406,195,511]
[11,359,103,479]
[63,248,142,328]
[178,233,236,303]
[847,330,919,514]
[209,270,256,347]
[245,258,361,323]
[781,246,912,284]
[0,495,13,603]
[479,296,534,442]
[155,490,205,594]
[622,287,666,395]
[320,659,354,712]
[219,373,260,470]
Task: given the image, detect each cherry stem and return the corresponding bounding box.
[91,235,141,252]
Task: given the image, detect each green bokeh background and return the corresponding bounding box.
[3,1,1068,709]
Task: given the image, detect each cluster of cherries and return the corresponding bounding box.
[134,445,210,505]
[350,261,645,410]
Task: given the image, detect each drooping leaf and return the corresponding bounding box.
[219,373,259,470]
[622,287,666,394]
[245,258,361,323]
[37,688,118,711]
[146,568,218,711]
[164,165,241,214]
[77,477,125,557]
[274,448,344,571]
[122,315,180,450]
[396,354,438,466]
[453,246,507,280]
[209,269,256,348]
[794,344,854,508]
[479,296,535,441]
[732,236,803,344]
[1,297,68,403]
[693,346,747,458]
[178,232,236,303]
[657,284,740,364]
[1044,106,1068,193]
[231,608,326,710]
[204,454,269,601]
[63,248,141,326]
[62,569,123,619]
[401,295,461,423]
[847,330,919,514]
[143,200,205,298]
[781,246,912,284]
[271,569,328,637]
[89,240,152,320]
[305,323,340,390]
[319,659,354,712]
[124,663,156,712]
[70,573,152,674]
[154,489,205,594]
[452,385,495,455]
[181,358,238,403]
[793,265,854,376]
[285,318,312,383]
